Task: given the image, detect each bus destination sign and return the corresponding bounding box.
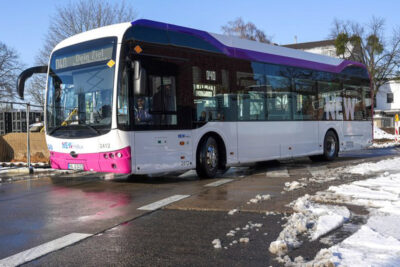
[55,46,113,70]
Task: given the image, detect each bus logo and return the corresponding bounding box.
[324,97,356,120]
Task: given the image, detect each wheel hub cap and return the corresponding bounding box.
[326,136,336,157]
[206,145,217,168]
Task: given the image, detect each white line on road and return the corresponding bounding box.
[0,233,92,267]
[266,168,290,178]
[138,195,190,211]
[204,179,233,187]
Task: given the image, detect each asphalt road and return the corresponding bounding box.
[0,147,398,266]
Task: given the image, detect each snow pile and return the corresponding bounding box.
[283,181,306,191]
[212,239,221,249]
[228,209,238,215]
[370,141,400,148]
[214,221,263,249]
[345,157,400,175]
[239,237,249,243]
[247,194,271,204]
[374,127,395,140]
[268,195,350,256]
[301,164,400,266]
[311,225,400,266]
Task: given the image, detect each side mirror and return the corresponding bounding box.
[17,66,48,99]
[133,60,146,95]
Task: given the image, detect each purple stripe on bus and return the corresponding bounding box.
[131,19,366,74]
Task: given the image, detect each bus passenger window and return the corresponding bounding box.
[293,79,317,120]
[266,75,292,120]
[147,75,177,125]
[317,81,341,120]
[193,66,233,124]
[344,85,365,120]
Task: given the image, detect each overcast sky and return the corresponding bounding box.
[2,0,400,66]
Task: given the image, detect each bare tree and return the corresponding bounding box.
[331,17,400,94]
[27,0,136,105]
[0,42,22,100]
[221,17,272,44]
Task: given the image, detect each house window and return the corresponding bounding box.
[387,93,394,103]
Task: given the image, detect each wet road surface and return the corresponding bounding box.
[0,147,398,266]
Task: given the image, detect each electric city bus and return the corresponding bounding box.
[17,19,373,178]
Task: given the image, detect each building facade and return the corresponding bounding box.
[374,80,400,128]
[0,109,43,135]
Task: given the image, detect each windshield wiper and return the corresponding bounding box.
[48,125,66,135]
[79,125,101,135]
[48,124,101,136]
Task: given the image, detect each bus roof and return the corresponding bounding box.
[131,19,366,74]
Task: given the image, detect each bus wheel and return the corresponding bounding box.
[323,131,339,160]
[310,131,338,161]
[196,136,219,178]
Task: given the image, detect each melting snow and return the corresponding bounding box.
[276,158,400,266]
[269,195,350,256]
[247,194,271,204]
[374,127,396,140]
[212,239,221,249]
[283,181,307,191]
[228,209,238,215]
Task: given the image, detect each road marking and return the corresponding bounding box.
[266,168,290,178]
[308,166,329,177]
[138,195,190,211]
[204,179,233,187]
[0,233,92,267]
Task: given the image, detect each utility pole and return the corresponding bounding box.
[26,103,33,174]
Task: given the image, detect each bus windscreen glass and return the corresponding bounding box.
[46,37,116,138]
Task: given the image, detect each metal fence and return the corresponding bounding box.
[0,101,43,135]
[374,116,395,128]
[0,101,44,173]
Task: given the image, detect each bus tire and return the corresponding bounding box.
[310,131,339,161]
[196,136,219,178]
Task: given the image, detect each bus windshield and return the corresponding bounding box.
[46,37,117,138]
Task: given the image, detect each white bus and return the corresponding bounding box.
[17,19,373,178]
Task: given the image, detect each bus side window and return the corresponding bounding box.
[293,78,317,120]
[266,75,292,121]
[193,65,232,124]
[148,75,177,125]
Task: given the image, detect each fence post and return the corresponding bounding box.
[26,103,33,174]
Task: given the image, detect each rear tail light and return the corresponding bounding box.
[116,152,122,158]
[104,154,108,159]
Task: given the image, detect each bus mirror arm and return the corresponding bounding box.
[133,60,144,95]
[17,65,48,99]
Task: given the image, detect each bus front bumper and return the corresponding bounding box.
[49,146,132,174]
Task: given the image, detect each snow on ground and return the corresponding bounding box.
[270,158,400,266]
[247,194,271,204]
[268,195,350,256]
[370,141,400,148]
[283,181,307,192]
[345,157,400,175]
[374,127,396,140]
[212,221,263,249]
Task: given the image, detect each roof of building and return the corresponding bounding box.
[282,40,336,50]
